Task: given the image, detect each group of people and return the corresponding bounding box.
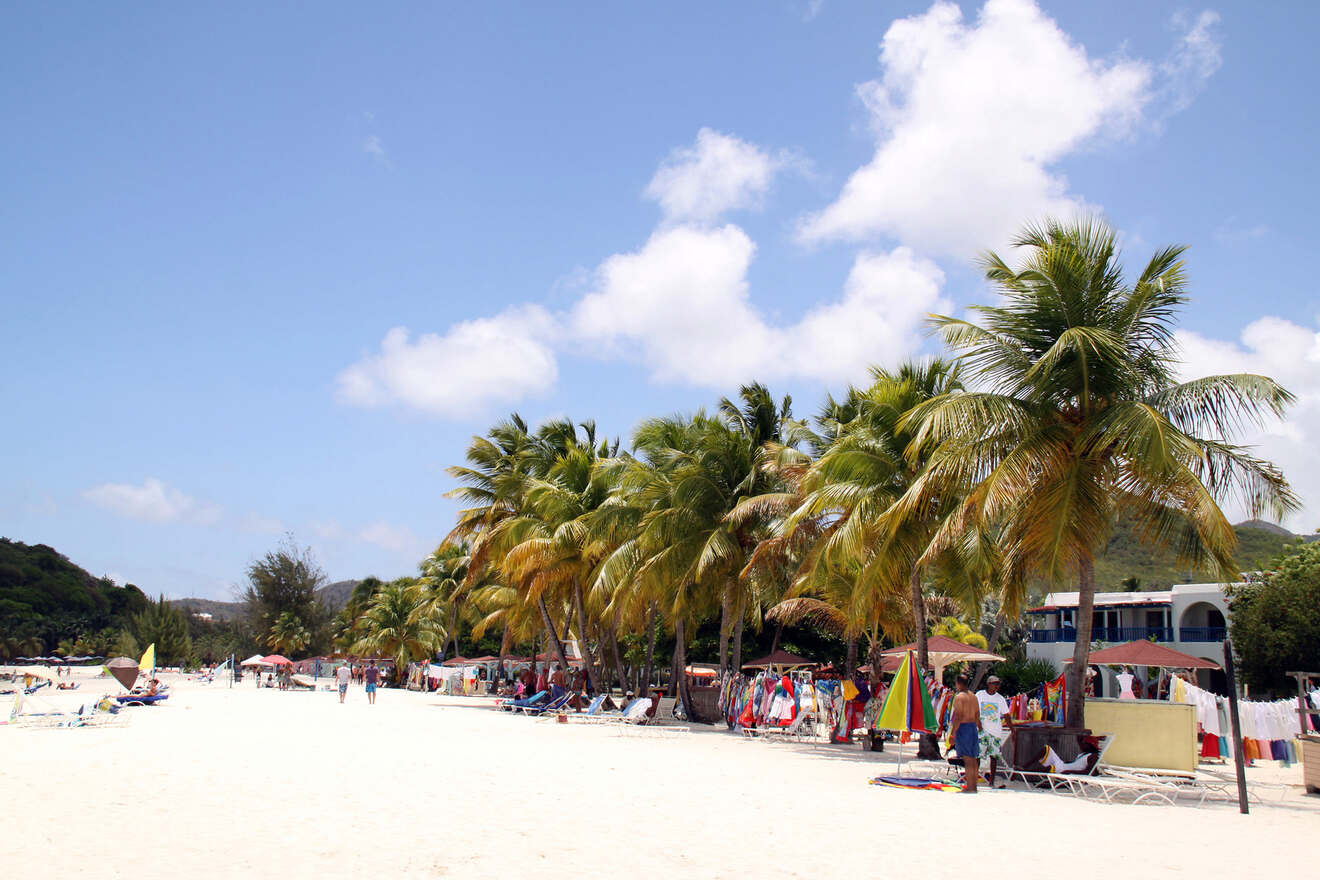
[946,673,1100,793]
[336,661,381,704]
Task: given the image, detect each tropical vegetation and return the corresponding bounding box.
[327,219,1300,725]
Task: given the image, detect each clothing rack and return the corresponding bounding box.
[1287,671,1320,731]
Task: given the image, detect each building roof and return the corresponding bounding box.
[1071,640,1221,670]
[1028,583,1229,613]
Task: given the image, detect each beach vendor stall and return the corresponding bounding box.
[1069,640,1218,773]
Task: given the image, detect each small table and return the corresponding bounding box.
[1005,724,1092,769]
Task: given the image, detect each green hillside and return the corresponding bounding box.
[0,537,150,650]
[1091,521,1308,591]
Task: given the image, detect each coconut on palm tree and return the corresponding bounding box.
[902,217,1296,726]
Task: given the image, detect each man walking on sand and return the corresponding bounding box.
[364,661,380,705]
[336,662,351,704]
[976,675,1010,788]
[951,674,981,793]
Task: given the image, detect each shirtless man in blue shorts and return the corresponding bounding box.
[951,674,981,793]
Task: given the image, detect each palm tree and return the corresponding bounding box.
[790,360,965,673]
[447,415,576,674]
[485,436,615,693]
[930,616,989,649]
[350,579,445,683]
[418,544,474,660]
[904,217,1297,725]
[267,611,311,656]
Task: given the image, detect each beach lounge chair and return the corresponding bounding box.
[570,697,642,724]
[521,692,573,716]
[538,694,607,721]
[761,708,816,744]
[500,690,547,712]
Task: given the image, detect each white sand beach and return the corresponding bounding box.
[6,667,1317,880]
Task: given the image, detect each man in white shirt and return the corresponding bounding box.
[336,663,351,704]
[976,676,1011,788]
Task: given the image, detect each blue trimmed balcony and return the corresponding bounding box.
[1178,626,1226,642]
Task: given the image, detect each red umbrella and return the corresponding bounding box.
[262,654,293,666]
[1070,640,1220,670]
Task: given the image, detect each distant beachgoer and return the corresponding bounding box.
[976,676,1010,788]
[336,663,351,703]
[549,664,566,701]
[951,674,981,793]
[364,662,380,705]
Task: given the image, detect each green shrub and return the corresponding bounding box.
[992,657,1057,696]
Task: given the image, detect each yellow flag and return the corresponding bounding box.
[139,643,156,673]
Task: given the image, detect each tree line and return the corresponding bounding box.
[257,219,1304,719]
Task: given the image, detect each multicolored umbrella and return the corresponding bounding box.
[875,650,937,734]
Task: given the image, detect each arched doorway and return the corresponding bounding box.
[1179,602,1226,643]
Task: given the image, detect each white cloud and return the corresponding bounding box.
[572,226,947,387]
[336,306,559,418]
[571,224,776,386]
[83,478,222,525]
[312,518,420,556]
[644,128,788,224]
[358,521,419,554]
[803,0,825,22]
[337,125,953,410]
[1213,218,1269,246]
[798,0,1154,257]
[792,247,950,382]
[1158,11,1222,117]
[1176,317,1320,530]
[363,134,388,164]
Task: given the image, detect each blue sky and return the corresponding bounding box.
[3,1,1318,599]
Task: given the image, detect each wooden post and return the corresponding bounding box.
[1222,639,1249,815]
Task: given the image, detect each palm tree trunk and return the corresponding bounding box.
[571,580,600,693]
[672,616,700,723]
[641,603,657,693]
[718,586,733,675]
[536,596,571,672]
[845,634,858,678]
[971,612,1006,690]
[608,626,628,697]
[769,618,784,655]
[910,565,928,670]
[731,595,745,674]
[1067,555,1097,728]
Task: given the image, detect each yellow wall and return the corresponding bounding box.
[1084,699,1198,772]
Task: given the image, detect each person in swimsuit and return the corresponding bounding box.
[951,674,981,793]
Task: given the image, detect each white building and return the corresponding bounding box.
[1024,583,1229,695]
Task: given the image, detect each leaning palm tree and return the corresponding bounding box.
[902,216,1297,726]
[351,579,445,682]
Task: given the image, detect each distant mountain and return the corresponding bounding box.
[318,580,358,611]
[1090,519,1310,591]
[1234,519,1294,537]
[172,579,360,621]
